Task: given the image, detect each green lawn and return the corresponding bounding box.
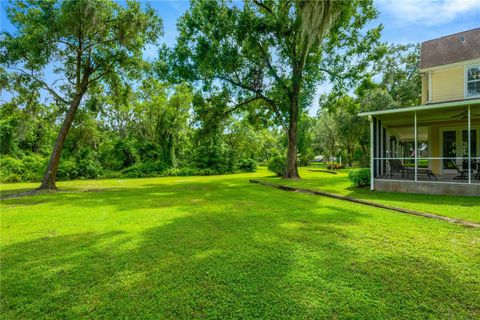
[264,166,480,224]
[1,169,479,319]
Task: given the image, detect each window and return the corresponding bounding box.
[466,66,480,97]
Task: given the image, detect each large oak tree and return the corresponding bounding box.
[0,0,162,189]
[174,0,383,178]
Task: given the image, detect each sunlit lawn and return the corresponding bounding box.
[1,169,479,319]
[263,165,480,224]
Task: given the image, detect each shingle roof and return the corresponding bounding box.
[420,28,480,69]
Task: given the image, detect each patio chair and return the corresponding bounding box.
[387,159,437,180]
[472,160,480,180]
[451,159,471,180]
[387,159,411,178]
[414,165,437,181]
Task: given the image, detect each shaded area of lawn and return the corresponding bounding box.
[1,172,479,319]
[262,167,480,224]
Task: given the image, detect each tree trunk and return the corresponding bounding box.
[38,94,84,190]
[283,93,300,179]
[361,143,368,167]
[168,136,177,168]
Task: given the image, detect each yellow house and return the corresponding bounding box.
[360,28,480,196]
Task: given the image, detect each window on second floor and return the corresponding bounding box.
[466,66,480,97]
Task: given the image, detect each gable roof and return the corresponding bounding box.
[420,28,480,69]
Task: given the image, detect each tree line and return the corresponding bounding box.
[0,0,419,188]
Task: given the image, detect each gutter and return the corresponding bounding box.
[358,98,480,117]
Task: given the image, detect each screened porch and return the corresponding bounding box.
[360,99,480,195]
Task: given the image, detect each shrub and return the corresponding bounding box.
[195,144,235,174]
[76,157,103,180]
[150,167,222,177]
[267,156,285,177]
[98,170,124,179]
[348,168,370,188]
[0,156,24,183]
[298,154,312,167]
[174,167,197,176]
[121,161,168,178]
[238,159,257,172]
[21,154,46,181]
[0,155,46,183]
[57,159,78,181]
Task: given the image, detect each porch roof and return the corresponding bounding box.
[358,98,480,117]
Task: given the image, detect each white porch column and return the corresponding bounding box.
[369,116,374,191]
[468,105,471,184]
[414,111,418,182]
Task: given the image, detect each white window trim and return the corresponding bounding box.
[464,64,480,98]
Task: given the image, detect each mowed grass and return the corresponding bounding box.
[1,169,479,319]
[262,165,480,223]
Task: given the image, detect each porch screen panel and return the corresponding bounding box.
[383,127,387,175]
[442,130,456,169]
[373,117,378,177]
[462,130,477,158]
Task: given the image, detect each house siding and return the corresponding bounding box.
[431,67,464,103]
[421,74,428,104]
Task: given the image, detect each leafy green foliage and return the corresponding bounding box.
[348,168,371,187]
[0,155,46,183]
[314,44,421,168]
[268,156,286,177]
[174,0,384,178]
[237,159,257,172]
[121,161,169,178]
[1,0,163,188]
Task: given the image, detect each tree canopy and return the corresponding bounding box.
[0,0,422,187]
[173,0,384,178]
[1,0,162,189]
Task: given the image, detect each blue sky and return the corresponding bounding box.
[1,0,479,113]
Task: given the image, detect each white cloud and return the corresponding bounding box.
[378,0,480,26]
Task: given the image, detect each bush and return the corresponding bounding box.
[121,161,168,178]
[298,154,312,167]
[57,159,77,181]
[267,156,285,177]
[237,159,257,172]
[21,154,47,181]
[195,144,235,174]
[348,168,370,188]
[98,170,124,179]
[76,157,103,180]
[0,155,46,183]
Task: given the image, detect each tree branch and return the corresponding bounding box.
[319,67,344,86]
[11,67,71,105]
[223,96,262,115]
[261,96,288,132]
[256,42,291,95]
[215,75,287,131]
[252,0,274,15]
